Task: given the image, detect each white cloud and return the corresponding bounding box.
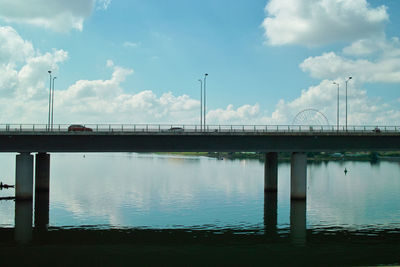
[0,26,34,65]
[262,0,388,46]
[269,79,400,126]
[1,25,399,127]
[342,36,400,58]
[206,78,400,126]
[106,60,114,67]
[0,25,202,124]
[0,0,110,32]
[17,49,68,100]
[97,0,112,10]
[0,60,201,124]
[53,63,201,123]
[207,104,261,125]
[300,51,400,83]
[123,42,141,48]
[48,79,201,124]
[0,25,68,101]
[260,0,400,125]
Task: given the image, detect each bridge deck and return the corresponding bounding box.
[1,129,399,153]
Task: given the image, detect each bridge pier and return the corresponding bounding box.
[264,152,278,192]
[290,152,307,200]
[35,153,50,192]
[15,153,34,200]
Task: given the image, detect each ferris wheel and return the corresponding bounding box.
[292,108,330,126]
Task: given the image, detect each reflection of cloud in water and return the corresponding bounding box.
[0,153,399,230]
[0,154,16,227]
[307,161,400,229]
[0,200,14,227]
[49,153,263,228]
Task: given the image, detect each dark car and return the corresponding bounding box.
[373,127,381,133]
[68,124,93,132]
[168,127,184,132]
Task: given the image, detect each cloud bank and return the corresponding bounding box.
[0,25,202,124]
[256,0,400,125]
[0,0,109,32]
[262,0,388,46]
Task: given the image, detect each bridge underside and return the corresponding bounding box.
[1,133,399,153]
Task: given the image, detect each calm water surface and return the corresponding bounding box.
[1,153,399,230]
[0,153,399,265]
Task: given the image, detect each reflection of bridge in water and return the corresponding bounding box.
[1,124,400,247]
[2,202,400,265]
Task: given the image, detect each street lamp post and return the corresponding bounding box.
[198,79,203,131]
[333,82,340,131]
[345,77,352,131]
[47,71,52,130]
[203,73,208,130]
[51,77,57,129]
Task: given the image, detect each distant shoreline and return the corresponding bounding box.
[157,152,400,162]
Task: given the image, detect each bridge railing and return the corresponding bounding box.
[0,124,399,133]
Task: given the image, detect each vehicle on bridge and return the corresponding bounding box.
[68,125,93,132]
[373,127,381,133]
[167,127,184,132]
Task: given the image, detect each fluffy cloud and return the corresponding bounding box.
[123,42,141,48]
[270,79,400,126]
[0,26,33,65]
[0,25,202,124]
[0,0,109,32]
[54,65,200,123]
[300,42,400,83]
[260,0,400,125]
[0,26,68,101]
[0,60,201,124]
[262,0,388,46]
[96,0,112,10]
[342,36,400,58]
[205,78,400,126]
[207,104,261,125]
[1,25,398,127]
[0,26,68,122]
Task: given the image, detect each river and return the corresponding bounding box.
[0,153,399,265]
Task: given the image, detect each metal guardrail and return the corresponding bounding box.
[0,124,399,133]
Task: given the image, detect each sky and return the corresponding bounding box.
[0,0,399,126]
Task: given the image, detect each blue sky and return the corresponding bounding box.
[0,0,399,125]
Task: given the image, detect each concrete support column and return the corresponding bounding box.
[15,153,34,200]
[264,152,278,192]
[35,153,50,192]
[290,152,307,200]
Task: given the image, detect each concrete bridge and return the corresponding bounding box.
[1,123,400,202]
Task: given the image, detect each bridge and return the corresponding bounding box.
[1,123,400,202]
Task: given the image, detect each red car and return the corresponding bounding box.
[68,124,93,132]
